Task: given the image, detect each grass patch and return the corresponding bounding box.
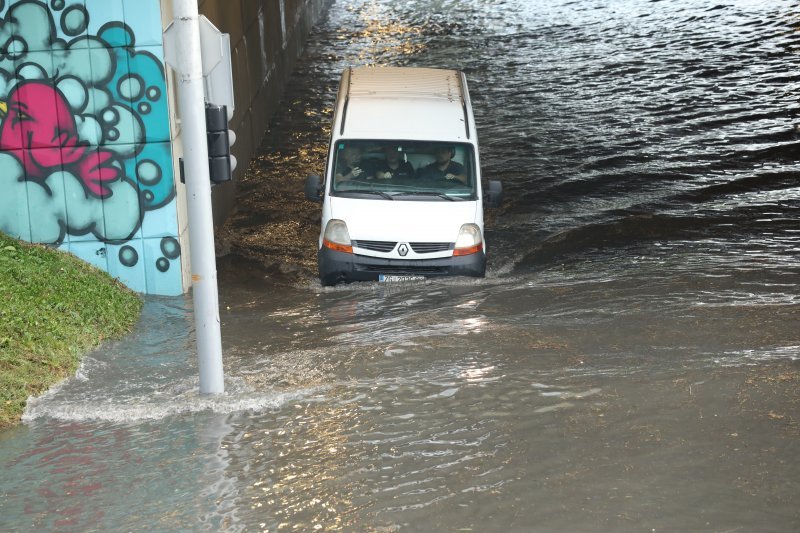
[0,233,143,428]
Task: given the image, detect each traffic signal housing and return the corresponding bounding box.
[205,103,236,184]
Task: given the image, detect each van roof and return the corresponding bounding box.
[338,67,473,143]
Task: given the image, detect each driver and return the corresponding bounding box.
[374,144,415,180]
[417,145,468,184]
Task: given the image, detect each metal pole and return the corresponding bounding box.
[171,0,224,393]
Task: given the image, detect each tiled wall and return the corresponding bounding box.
[0,0,181,295]
[0,0,331,295]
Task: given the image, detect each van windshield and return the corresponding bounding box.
[330,140,477,200]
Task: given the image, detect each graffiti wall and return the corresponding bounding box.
[0,0,182,295]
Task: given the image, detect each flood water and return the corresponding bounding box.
[3,0,800,530]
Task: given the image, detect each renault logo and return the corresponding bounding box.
[398,243,409,256]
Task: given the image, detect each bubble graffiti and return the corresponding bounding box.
[0,0,180,295]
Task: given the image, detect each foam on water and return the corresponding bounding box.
[21,356,325,424]
[21,384,323,423]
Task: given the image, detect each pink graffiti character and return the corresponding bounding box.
[0,81,120,198]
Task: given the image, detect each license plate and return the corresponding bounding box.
[379,274,426,283]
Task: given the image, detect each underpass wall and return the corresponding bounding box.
[0,0,328,295]
[196,0,331,227]
[0,0,181,295]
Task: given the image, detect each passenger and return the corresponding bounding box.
[417,145,468,184]
[335,146,368,182]
[374,144,415,180]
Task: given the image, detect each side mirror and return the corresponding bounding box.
[305,175,322,202]
[485,180,503,208]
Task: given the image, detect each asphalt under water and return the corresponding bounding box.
[3,0,800,530]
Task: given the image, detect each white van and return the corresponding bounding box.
[305,66,502,286]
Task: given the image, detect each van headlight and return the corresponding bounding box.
[323,219,353,254]
[453,223,483,256]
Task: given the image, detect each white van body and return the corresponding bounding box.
[307,67,499,286]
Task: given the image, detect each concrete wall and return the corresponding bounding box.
[165,0,330,292]
[197,0,330,227]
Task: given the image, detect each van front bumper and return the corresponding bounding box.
[318,247,486,286]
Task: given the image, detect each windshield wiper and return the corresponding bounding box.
[338,189,395,200]
[393,191,458,201]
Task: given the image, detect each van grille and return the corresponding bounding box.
[352,240,396,253]
[410,242,453,254]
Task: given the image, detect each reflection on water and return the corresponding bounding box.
[1,415,242,530]
[348,0,426,62]
[2,0,800,530]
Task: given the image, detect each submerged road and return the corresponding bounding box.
[2,0,800,530]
